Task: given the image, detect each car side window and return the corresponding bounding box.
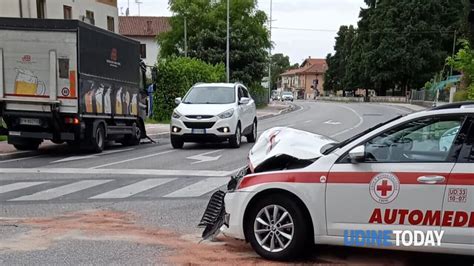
[363,116,464,163]
[242,87,250,98]
[238,86,244,100]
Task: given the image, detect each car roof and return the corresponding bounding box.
[193,83,240,88]
[398,103,474,123]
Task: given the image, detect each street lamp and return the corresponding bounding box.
[268,0,272,103]
[226,0,230,83]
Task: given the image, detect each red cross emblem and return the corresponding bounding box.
[376,179,393,197]
[369,173,400,204]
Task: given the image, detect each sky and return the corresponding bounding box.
[117,0,364,64]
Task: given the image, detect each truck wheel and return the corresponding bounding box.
[91,124,105,153]
[122,123,141,146]
[229,124,241,148]
[171,135,184,149]
[13,141,40,151]
[245,195,310,261]
[246,120,257,143]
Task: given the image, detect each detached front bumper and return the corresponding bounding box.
[198,167,250,241]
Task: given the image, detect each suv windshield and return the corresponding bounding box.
[182,86,235,104]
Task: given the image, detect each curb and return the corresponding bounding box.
[0,149,39,160]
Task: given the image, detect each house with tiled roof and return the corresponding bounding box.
[119,16,170,71]
[280,57,327,99]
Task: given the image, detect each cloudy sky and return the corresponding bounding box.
[117,0,364,64]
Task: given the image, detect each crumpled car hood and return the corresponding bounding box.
[248,127,336,172]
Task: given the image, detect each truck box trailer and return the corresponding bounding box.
[0,18,149,152]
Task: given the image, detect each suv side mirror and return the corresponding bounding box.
[349,145,365,163]
[175,97,182,105]
[239,97,250,105]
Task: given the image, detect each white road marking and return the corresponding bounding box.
[0,182,47,194]
[0,155,42,164]
[0,168,233,178]
[187,150,223,164]
[90,178,176,199]
[90,150,174,169]
[163,178,228,198]
[324,120,342,125]
[9,180,112,201]
[304,120,312,123]
[51,148,135,164]
[330,105,364,138]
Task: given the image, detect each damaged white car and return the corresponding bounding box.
[199,103,474,261]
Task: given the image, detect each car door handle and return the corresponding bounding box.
[417,175,446,184]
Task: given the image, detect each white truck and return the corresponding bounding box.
[0,18,150,152]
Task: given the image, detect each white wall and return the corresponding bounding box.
[132,36,159,67]
[0,0,118,32]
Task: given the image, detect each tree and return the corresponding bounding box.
[158,0,271,86]
[326,0,469,96]
[324,25,357,92]
[447,40,474,100]
[270,53,290,90]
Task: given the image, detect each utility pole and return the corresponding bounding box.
[449,30,457,77]
[184,16,188,57]
[226,0,230,83]
[268,0,273,103]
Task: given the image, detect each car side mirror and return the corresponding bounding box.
[239,97,250,105]
[349,145,365,163]
[175,97,182,105]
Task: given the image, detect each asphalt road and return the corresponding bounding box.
[0,101,472,265]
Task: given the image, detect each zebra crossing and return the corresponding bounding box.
[0,177,229,202]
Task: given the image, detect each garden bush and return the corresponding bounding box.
[153,57,225,121]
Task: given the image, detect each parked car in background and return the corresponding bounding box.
[170,83,257,149]
[281,91,294,102]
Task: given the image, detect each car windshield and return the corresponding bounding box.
[283,92,292,96]
[321,115,404,155]
[182,86,235,104]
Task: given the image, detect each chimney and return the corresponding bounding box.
[146,20,152,34]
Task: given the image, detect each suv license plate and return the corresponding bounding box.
[192,129,206,134]
[19,118,40,126]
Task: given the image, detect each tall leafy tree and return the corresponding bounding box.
[325,0,469,96]
[158,0,271,86]
[270,53,290,90]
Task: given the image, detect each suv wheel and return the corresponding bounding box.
[171,135,184,149]
[229,124,241,148]
[246,120,257,143]
[245,195,310,261]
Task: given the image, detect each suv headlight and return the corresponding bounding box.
[172,110,182,119]
[217,109,234,119]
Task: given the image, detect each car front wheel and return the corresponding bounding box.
[229,124,241,148]
[245,195,310,261]
[171,135,184,149]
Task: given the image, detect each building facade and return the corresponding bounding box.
[119,16,170,70]
[280,57,327,99]
[0,0,118,32]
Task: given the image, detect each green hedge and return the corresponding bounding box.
[153,57,225,121]
[453,90,468,102]
[249,83,269,108]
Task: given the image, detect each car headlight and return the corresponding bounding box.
[172,110,182,119]
[217,109,234,119]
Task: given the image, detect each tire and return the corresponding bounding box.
[91,124,105,153]
[229,123,241,148]
[122,123,141,146]
[171,135,184,149]
[13,141,40,151]
[246,120,257,143]
[245,194,310,261]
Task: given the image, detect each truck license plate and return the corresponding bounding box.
[19,118,40,126]
[192,129,206,134]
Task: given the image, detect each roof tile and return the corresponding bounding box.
[119,16,171,37]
